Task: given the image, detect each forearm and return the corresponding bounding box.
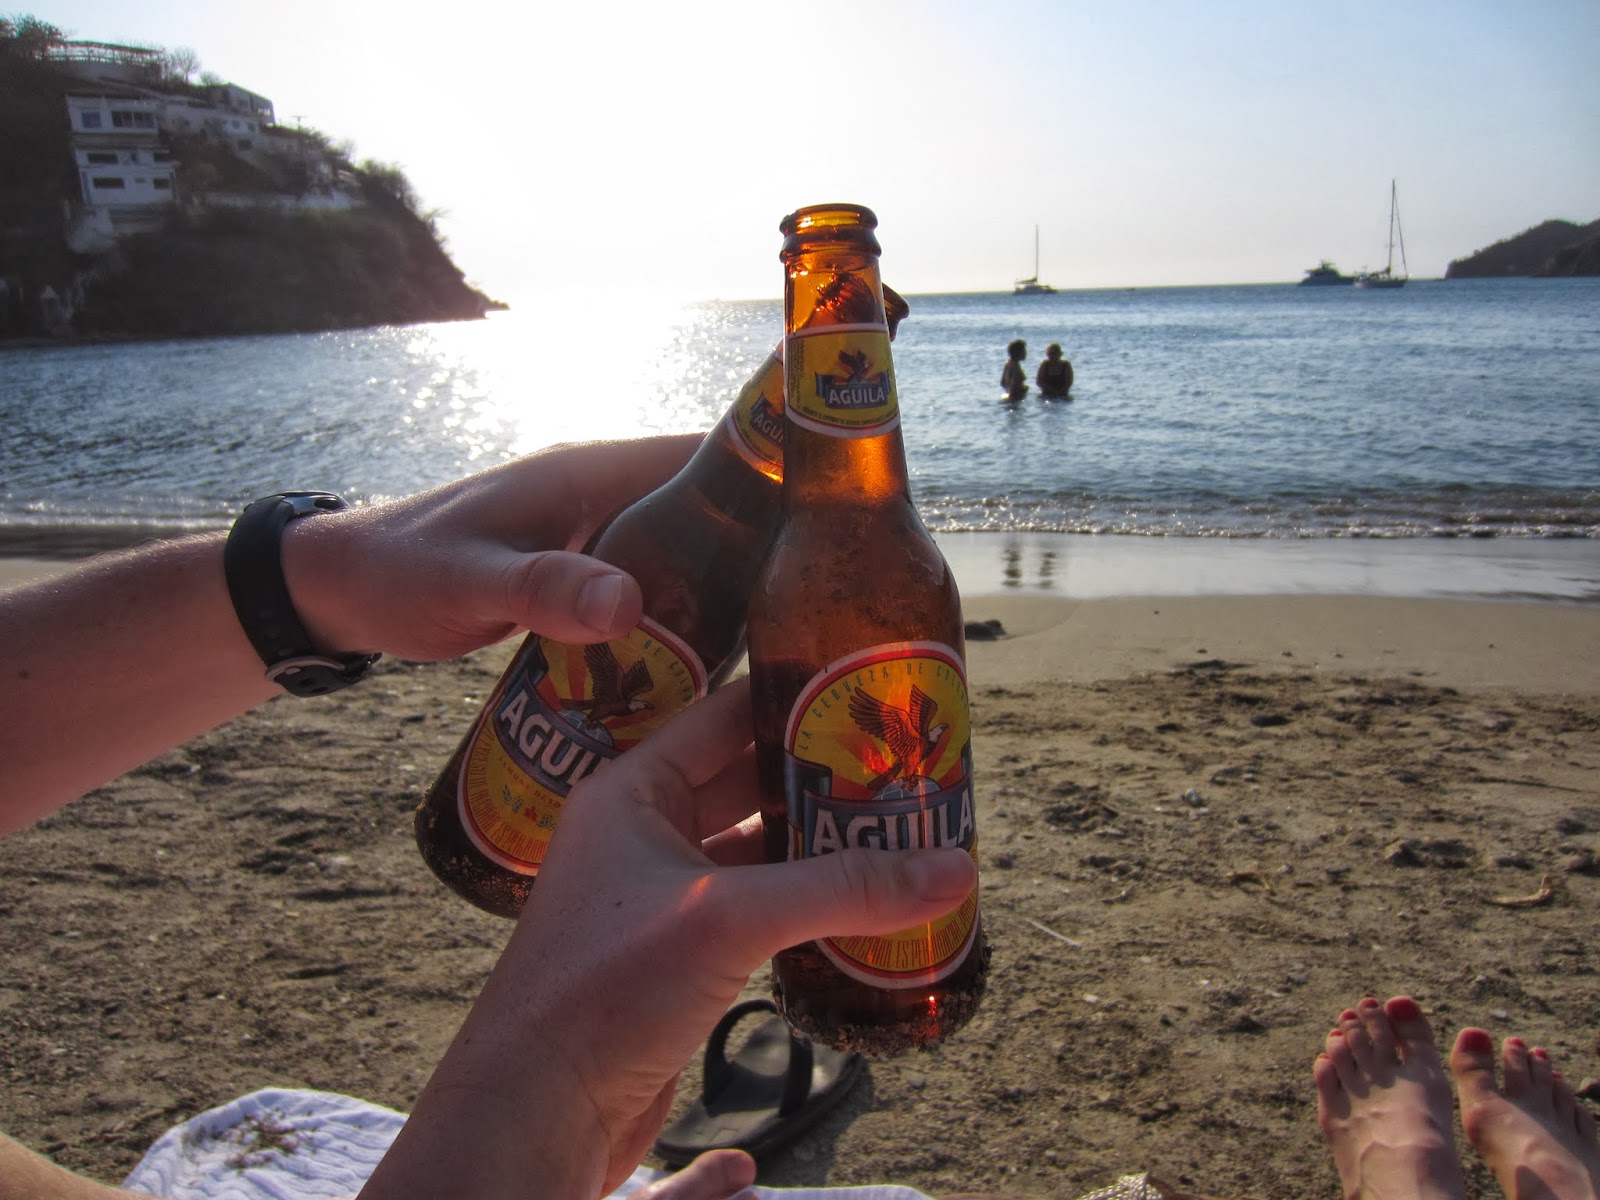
[359,1030,608,1200]
[0,532,276,834]
[0,1131,137,1199]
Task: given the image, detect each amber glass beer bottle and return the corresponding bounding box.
[747,203,987,1055]
[415,290,909,919]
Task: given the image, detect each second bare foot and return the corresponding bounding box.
[1450,1028,1600,1200]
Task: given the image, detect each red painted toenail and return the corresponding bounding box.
[1460,1029,1494,1053]
[1339,1009,1358,1022]
[1359,997,1379,1009]
[1329,1029,1343,1037]
[1506,1037,1526,1049]
[1387,996,1423,1021]
[1532,1047,1549,1059]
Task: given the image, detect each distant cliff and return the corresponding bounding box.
[0,25,501,341]
[1445,219,1600,279]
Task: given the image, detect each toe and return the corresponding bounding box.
[1384,996,1443,1068]
[1359,996,1399,1064]
[1527,1047,1555,1096]
[1343,1000,1379,1073]
[1501,1037,1533,1098]
[1314,1052,1351,1125]
[1449,1027,1501,1106]
[1325,1028,1362,1094]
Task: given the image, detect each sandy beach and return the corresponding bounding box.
[1,538,1597,1199]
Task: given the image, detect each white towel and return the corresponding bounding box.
[121,1088,935,1200]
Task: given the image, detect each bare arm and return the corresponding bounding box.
[0,1132,135,1199]
[0,435,701,835]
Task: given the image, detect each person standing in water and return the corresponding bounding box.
[1001,338,1028,401]
[1036,342,1074,398]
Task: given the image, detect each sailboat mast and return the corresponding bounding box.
[1391,181,1408,277]
[1384,181,1396,273]
[1034,224,1040,277]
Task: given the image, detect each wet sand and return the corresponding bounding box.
[1,537,1597,1199]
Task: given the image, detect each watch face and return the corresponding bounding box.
[272,654,380,698]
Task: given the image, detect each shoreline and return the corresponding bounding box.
[4,529,1598,602]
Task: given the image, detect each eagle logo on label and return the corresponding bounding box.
[458,620,706,874]
[782,641,979,987]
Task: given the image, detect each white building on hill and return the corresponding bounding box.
[64,93,178,249]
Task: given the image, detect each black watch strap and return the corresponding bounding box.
[224,492,380,698]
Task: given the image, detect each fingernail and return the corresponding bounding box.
[577,574,625,632]
[904,850,975,902]
[1387,996,1423,1022]
[1459,1029,1494,1053]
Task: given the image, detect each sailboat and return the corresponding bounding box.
[1013,226,1056,295]
[1355,180,1408,289]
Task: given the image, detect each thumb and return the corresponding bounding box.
[722,847,979,962]
[488,549,646,642]
[631,1149,757,1200]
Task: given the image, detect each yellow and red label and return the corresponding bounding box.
[784,323,900,438]
[728,347,785,475]
[458,619,707,873]
[783,641,978,988]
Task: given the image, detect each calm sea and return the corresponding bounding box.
[2,278,1597,556]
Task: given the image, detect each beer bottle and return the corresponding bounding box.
[415,289,910,919]
[747,203,987,1055]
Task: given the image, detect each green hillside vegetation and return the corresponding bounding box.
[1444,218,1600,278]
[0,14,500,340]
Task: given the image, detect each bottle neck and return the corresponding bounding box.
[780,247,912,506]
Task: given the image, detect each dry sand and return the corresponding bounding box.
[1,567,1597,1199]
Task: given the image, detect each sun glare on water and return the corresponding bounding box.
[394,292,749,461]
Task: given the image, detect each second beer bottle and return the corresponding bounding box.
[747,204,989,1055]
[416,288,910,919]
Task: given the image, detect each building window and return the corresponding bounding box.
[80,111,103,129]
[86,152,118,165]
[153,179,172,190]
[92,177,126,189]
[111,110,155,129]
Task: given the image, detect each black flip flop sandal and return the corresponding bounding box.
[654,998,865,1166]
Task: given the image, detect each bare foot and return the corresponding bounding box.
[1313,995,1467,1200]
[1450,1028,1600,1200]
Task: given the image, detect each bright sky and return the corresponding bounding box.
[37,0,1600,303]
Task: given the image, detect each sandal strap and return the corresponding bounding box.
[702,998,781,1097]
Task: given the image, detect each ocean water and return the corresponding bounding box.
[1,278,1597,555]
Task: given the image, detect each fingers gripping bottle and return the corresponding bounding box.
[746,204,988,1055]
[415,290,910,920]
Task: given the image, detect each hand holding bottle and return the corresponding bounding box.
[372,679,978,1200]
[282,433,704,663]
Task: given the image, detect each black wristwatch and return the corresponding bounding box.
[224,492,381,697]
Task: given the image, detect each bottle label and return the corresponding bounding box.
[782,641,978,988]
[784,323,900,439]
[458,619,708,874]
[728,348,785,474]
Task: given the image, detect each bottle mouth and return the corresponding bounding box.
[779,203,878,236]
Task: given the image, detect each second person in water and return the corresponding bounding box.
[1001,339,1074,402]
